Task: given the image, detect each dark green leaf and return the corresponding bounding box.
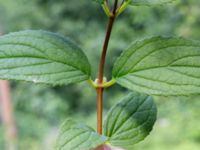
[112,37,200,96]
[56,119,108,150]
[104,92,157,149]
[0,30,91,85]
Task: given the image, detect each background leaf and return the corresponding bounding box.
[0,30,91,85]
[93,0,104,4]
[112,37,200,96]
[128,0,176,6]
[56,119,108,150]
[104,92,157,149]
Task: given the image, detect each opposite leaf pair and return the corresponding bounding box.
[56,92,157,150]
[94,0,177,17]
[94,0,176,6]
[1,30,200,97]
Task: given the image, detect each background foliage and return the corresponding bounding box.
[0,0,200,149]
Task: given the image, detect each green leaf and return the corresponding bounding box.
[0,30,91,85]
[56,119,108,150]
[128,0,176,6]
[104,92,157,149]
[112,37,200,96]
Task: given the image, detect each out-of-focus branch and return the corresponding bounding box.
[0,80,17,150]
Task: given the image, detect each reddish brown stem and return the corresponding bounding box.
[96,0,118,135]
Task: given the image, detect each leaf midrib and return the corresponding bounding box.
[0,43,89,76]
[111,96,150,136]
[114,44,200,78]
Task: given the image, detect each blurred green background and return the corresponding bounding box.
[0,0,200,150]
